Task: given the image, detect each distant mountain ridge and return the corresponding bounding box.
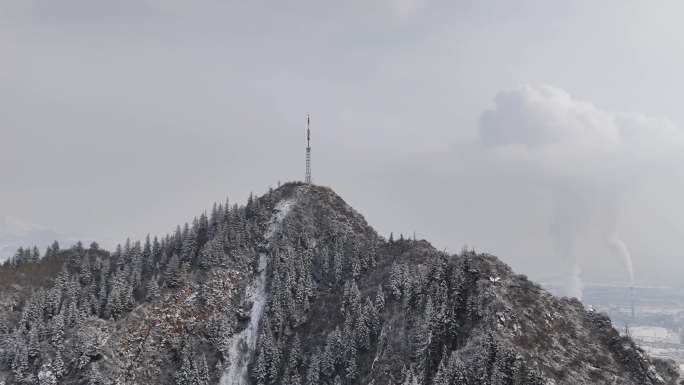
[0,183,680,385]
[0,216,66,260]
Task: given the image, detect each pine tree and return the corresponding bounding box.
[152,236,161,266]
[355,308,370,351]
[266,337,281,385]
[197,354,210,385]
[253,345,268,385]
[51,311,65,349]
[365,298,381,337]
[321,339,335,379]
[333,249,343,283]
[374,285,385,312]
[142,234,152,276]
[433,356,449,385]
[305,350,321,385]
[51,240,60,254]
[319,247,330,277]
[80,255,92,286]
[401,366,420,385]
[97,272,107,317]
[53,350,66,378]
[175,342,198,385]
[31,246,41,263]
[288,334,302,371]
[350,254,361,278]
[12,342,29,380]
[473,333,498,383]
[28,326,40,358]
[165,254,183,288]
[492,348,516,385]
[11,247,24,268]
[67,301,79,327]
[146,276,160,301]
[209,202,219,236]
[389,263,404,299]
[180,223,197,263]
[342,280,361,314]
[173,226,183,255]
[105,279,123,319]
[433,351,468,385]
[345,345,358,381]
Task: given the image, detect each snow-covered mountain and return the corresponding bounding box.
[0,183,680,384]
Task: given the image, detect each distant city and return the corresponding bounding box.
[546,283,684,371]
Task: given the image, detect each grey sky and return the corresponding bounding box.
[3,0,684,288]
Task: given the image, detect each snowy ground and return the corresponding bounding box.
[219,198,295,385]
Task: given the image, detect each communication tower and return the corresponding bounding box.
[305,115,312,184]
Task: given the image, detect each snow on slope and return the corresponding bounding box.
[220,198,295,385]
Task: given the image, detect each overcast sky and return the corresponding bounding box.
[3,0,684,289]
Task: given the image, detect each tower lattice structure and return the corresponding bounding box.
[305,115,312,184]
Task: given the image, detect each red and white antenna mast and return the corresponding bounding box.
[305,115,312,184]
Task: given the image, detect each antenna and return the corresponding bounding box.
[305,115,312,184]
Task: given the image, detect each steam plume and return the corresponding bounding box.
[478,85,683,298]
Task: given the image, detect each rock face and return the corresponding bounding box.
[0,182,680,385]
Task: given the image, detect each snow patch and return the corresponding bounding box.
[219,199,295,385]
[265,199,295,240]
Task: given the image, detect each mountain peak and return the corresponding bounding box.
[0,181,678,385]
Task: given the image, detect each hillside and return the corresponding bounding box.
[0,182,680,385]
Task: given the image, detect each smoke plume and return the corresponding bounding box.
[478,85,683,298]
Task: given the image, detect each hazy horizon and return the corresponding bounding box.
[4,1,684,293]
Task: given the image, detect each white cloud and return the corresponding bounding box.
[385,0,425,19]
[480,84,683,188]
